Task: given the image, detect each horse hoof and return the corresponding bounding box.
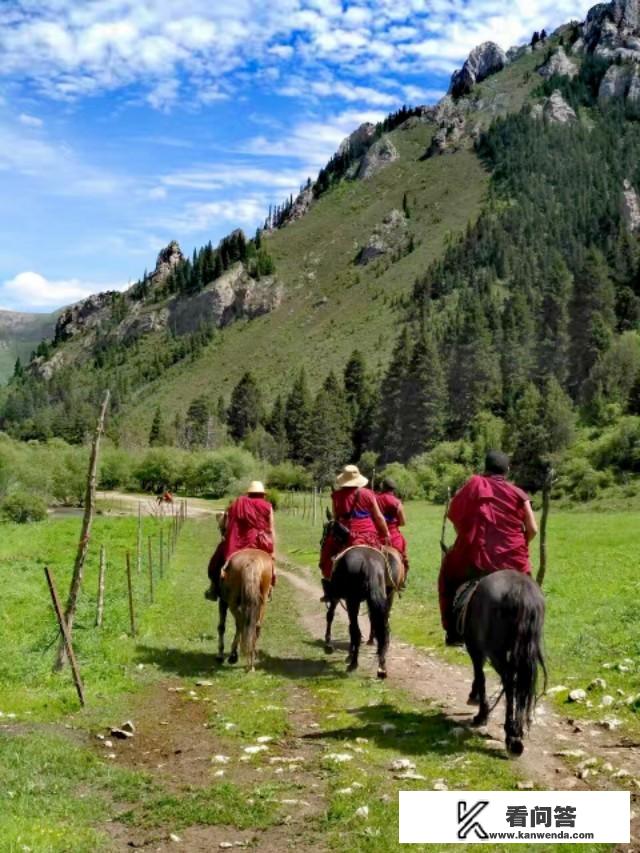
[216,655,225,664]
[346,661,358,673]
[324,643,334,654]
[228,652,238,665]
[507,737,524,756]
[467,693,480,707]
[377,668,387,680]
[472,713,488,726]
[366,638,375,646]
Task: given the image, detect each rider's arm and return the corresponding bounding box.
[524,501,538,542]
[270,507,277,551]
[371,498,391,544]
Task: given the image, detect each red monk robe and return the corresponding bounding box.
[224,494,274,560]
[376,491,408,564]
[438,474,532,631]
[319,487,388,579]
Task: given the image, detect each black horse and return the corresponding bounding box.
[321,519,390,679]
[460,570,547,755]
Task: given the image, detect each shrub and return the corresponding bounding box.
[100,448,134,490]
[591,416,640,473]
[379,463,419,500]
[134,449,182,493]
[556,457,613,502]
[265,488,281,510]
[51,448,87,505]
[267,462,312,491]
[188,456,235,498]
[1,491,48,523]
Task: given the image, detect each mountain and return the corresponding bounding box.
[0,309,57,384]
[3,0,640,495]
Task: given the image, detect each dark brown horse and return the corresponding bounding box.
[207,549,272,671]
[461,570,546,755]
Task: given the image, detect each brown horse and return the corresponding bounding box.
[212,549,272,671]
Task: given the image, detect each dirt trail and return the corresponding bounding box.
[278,559,640,843]
[98,490,219,519]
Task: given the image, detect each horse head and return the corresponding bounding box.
[320,510,349,550]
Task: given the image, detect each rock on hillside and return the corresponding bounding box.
[54,292,119,343]
[532,90,578,123]
[151,240,184,286]
[449,42,507,98]
[622,178,640,231]
[538,46,579,78]
[357,210,409,265]
[580,0,640,59]
[357,136,399,179]
[338,122,377,158]
[598,62,640,108]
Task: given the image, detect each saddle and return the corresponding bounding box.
[452,580,479,638]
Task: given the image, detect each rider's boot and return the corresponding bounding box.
[320,578,332,602]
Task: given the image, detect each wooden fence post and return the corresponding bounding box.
[125,551,136,636]
[536,467,554,588]
[136,502,142,573]
[45,567,86,706]
[54,390,110,671]
[95,544,106,627]
[159,528,164,578]
[147,536,154,603]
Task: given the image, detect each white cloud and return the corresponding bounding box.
[2,271,126,309]
[0,0,595,108]
[18,112,43,127]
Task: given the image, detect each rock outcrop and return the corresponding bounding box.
[338,122,377,159]
[150,240,184,286]
[425,113,467,157]
[357,210,409,265]
[582,0,640,60]
[541,90,578,123]
[622,178,640,231]
[357,136,398,179]
[279,185,314,227]
[54,292,118,343]
[449,42,507,98]
[538,46,579,78]
[167,263,283,334]
[598,61,640,108]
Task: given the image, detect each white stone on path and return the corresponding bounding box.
[354,806,369,819]
[325,753,353,763]
[213,755,230,764]
[244,745,268,755]
[389,758,416,772]
[568,689,587,703]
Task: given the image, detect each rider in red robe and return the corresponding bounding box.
[438,451,538,644]
[376,477,409,578]
[207,481,276,601]
[319,464,390,600]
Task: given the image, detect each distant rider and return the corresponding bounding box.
[319,464,390,602]
[438,450,538,645]
[376,477,409,581]
[207,481,276,601]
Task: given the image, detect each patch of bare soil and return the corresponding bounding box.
[99,679,328,852]
[278,560,640,848]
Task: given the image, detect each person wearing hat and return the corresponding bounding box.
[207,481,276,601]
[438,450,538,645]
[376,477,409,578]
[319,464,391,601]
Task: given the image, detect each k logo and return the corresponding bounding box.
[457,800,489,839]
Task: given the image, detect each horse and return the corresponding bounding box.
[321,518,391,679]
[459,570,547,755]
[207,548,273,672]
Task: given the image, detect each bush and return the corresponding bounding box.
[379,463,419,500]
[134,449,183,493]
[51,448,87,506]
[556,457,613,502]
[265,488,281,510]
[100,448,134,490]
[267,462,312,491]
[188,456,235,498]
[591,416,640,473]
[1,491,48,523]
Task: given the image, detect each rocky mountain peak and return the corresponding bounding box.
[152,240,184,285]
[581,0,640,58]
[449,41,507,99]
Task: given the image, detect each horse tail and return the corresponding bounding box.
[366,566,389,657]
[239,561,262,659]
[510,579,547,729]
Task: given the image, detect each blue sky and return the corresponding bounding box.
[0,0,594,312]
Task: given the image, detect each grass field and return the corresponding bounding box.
[1,504,627,852]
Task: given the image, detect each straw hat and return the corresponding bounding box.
[247,480,266,494]
[335,464,368,489]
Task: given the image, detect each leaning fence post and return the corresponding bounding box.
[125,551,137,636]
[95,544,106,627]
[136,502,142,573]
[45,567,86,707]
[159,528,164,578]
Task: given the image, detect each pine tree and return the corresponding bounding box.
[569,248,616,397]
[284,368,312,464]
[186,396,210,447]
[227,371,261,442]
[266,394,289,462]
[149,406,167,446]
[307,372,353,485]
[402,329,447,459]
[538,253,572,387]
[376,328,411,463]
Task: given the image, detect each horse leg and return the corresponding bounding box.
[216,600,228,663]
[503,668,523,755]
[469,650,489,725]
[228,608,240,665]
[366,606,375,646]
[346,599,361,672]
[324,600,337,653]
[372,598,390,680]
